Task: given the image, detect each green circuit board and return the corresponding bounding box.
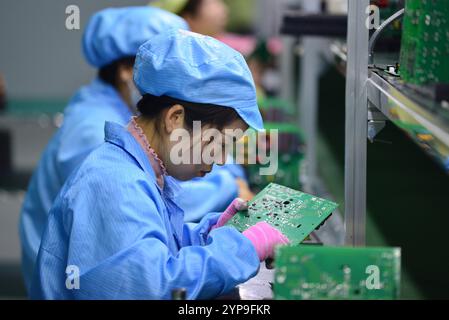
[274,246,401,300]
[247,152,303,191]
[227,183,338,244]
[400,0,449,85]
[247,123,305,191]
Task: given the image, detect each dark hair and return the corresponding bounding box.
[98,56,135,88]
[178,0,204,17]
[137,94,242,131]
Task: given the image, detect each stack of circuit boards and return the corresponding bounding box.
[400,0,449,85]
[227,183,338,245]
[274,246,401,300]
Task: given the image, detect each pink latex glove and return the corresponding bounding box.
[243,222,290,261]
[211,198,248,230]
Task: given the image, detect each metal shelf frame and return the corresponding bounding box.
[367,71,449,170]
[336,2,449,246]
[344,0,369,246]
[282,0,449,247]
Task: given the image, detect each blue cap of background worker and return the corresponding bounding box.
[134,29,264,131]
[83,6,189,68]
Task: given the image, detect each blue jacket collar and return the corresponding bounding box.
[104,121,181,200]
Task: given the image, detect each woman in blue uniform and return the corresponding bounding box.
[30,29,288,300]
[19,6,251,294]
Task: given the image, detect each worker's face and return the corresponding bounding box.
[160,105,248,181]
[185,0,229,37]
[117,65,141,113]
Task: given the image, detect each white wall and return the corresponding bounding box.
[0,0,148,100]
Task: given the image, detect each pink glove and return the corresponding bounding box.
[211,198,248,230]
[243,222,290,261]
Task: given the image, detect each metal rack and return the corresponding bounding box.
[327,40,449,173]
[345,1,449,245]
[282,0,449,247]
[367,70,449,170]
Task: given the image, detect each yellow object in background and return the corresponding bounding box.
[149,0,188,14]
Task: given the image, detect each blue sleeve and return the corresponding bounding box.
[182,212,221,246]
[177,169,238,223]
[220,163,247,180]
[40,168,259,300]
[73,226,260,300]
[222,154,247,180]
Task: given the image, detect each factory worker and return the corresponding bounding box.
[19,6,245,294]
[30,30,289,300]
[152,0,228,38]
[150,0,256,56]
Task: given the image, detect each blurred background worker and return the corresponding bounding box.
[150,0,283,104]
[152,0,229,37]
[150,0,259,62]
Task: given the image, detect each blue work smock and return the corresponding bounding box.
[30,122,259,300]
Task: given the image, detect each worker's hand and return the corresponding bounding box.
[211,198,248,230]
[243,222,290,261]
[236,178,254,201]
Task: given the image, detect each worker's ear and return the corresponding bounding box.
[164,104,186,134]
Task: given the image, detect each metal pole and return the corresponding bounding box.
[280,0,300,104]
[299,37,320,190]
[280,37,295,104]
[298,0,321,191]
[344,0,369,246]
